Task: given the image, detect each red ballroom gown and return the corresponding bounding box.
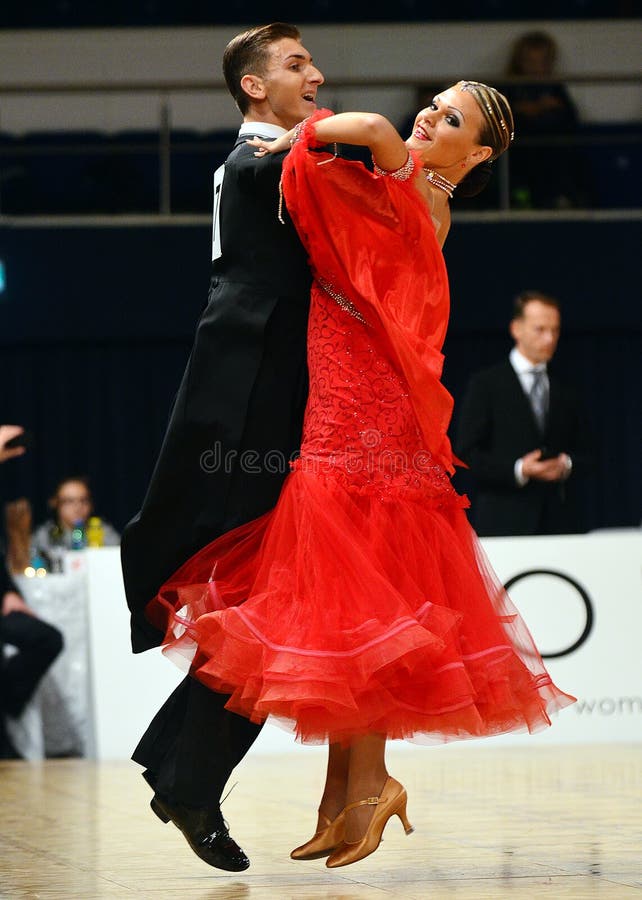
[147,111,575,745]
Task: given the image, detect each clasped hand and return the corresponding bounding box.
[521,449,570,482]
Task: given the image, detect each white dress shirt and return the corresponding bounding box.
[238,122,288,139]
[509,348,571,486]
[509,346,548,399]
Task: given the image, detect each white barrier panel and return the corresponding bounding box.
[85,548,183,761]
[477,530,642,747]
[84,531,641,760]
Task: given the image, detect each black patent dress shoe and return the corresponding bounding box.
[150,793,250,872]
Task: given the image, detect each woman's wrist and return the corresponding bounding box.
[290,118,310,145]
[295,109,335,149]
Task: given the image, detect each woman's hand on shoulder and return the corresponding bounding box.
[245,111,409,175]
[247,129,295,157]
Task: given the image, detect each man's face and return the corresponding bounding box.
[510,300,561,365]
[258,38,324,129]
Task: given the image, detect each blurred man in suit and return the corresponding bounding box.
[455,290,593,536]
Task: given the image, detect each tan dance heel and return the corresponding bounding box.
[325,776,413,868]
[290,809,346,860]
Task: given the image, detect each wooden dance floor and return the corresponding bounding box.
[1,744,641,898]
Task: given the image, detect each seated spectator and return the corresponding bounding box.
[32,476,120,560]
[1,575,64,758]
[1,425,64,759]
[505,31,578,136]
[502,31,589,208]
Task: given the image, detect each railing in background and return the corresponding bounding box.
[1,73,640,215]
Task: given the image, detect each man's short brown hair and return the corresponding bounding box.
[223,23,301,115]
[512,289,561,321]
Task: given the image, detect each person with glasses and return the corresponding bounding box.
[32,476,119,558]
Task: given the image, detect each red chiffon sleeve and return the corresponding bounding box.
[282,110,458,473]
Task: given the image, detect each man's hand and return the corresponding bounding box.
[521,449,571,482]
[2,590,33,617]
[0,425,26,464]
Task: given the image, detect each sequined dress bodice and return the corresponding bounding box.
[295,283,459,504]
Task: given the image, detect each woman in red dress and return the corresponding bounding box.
[147,81,575,867]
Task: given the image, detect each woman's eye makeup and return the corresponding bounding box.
[428,101,460,127]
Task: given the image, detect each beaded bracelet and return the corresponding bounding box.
[372,152,415,181]
[289,117,309,145]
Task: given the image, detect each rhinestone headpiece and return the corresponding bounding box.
[456,80,515,158]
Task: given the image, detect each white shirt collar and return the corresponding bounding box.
[238,121,288,139]
[510,347,546,375]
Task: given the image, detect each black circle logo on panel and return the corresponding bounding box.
[504,568,594,659]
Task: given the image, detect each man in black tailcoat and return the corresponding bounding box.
[120,24,324,870]
[455,290,593,537]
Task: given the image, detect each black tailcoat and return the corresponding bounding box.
[121,136,311,652]
[120,132,312,807]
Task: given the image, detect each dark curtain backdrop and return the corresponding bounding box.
[1,217,640,537]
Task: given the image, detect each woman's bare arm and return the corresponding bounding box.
[248,112,409,172]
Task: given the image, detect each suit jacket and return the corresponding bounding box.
[455,359,593,536]
[121,133,312,652]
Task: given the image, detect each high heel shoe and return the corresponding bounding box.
[325,776,413,868]
[290,809,346,860]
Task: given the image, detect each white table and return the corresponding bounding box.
[7,564,92,759]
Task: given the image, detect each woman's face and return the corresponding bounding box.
[405,86,491,172]
[54,480,92,529]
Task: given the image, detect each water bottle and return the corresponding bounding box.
[86,516,105,547]
[70,519,87,550]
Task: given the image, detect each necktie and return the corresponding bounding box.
[529,368,548,432]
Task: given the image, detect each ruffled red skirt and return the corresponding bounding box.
[147,468,575,745]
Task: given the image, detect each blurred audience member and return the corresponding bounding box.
[505,31,578,135]
[1,426,64,759]
[1,573,64,758]
[455,290,594,537]
[32,476,119,561]
[503,31,589,209]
